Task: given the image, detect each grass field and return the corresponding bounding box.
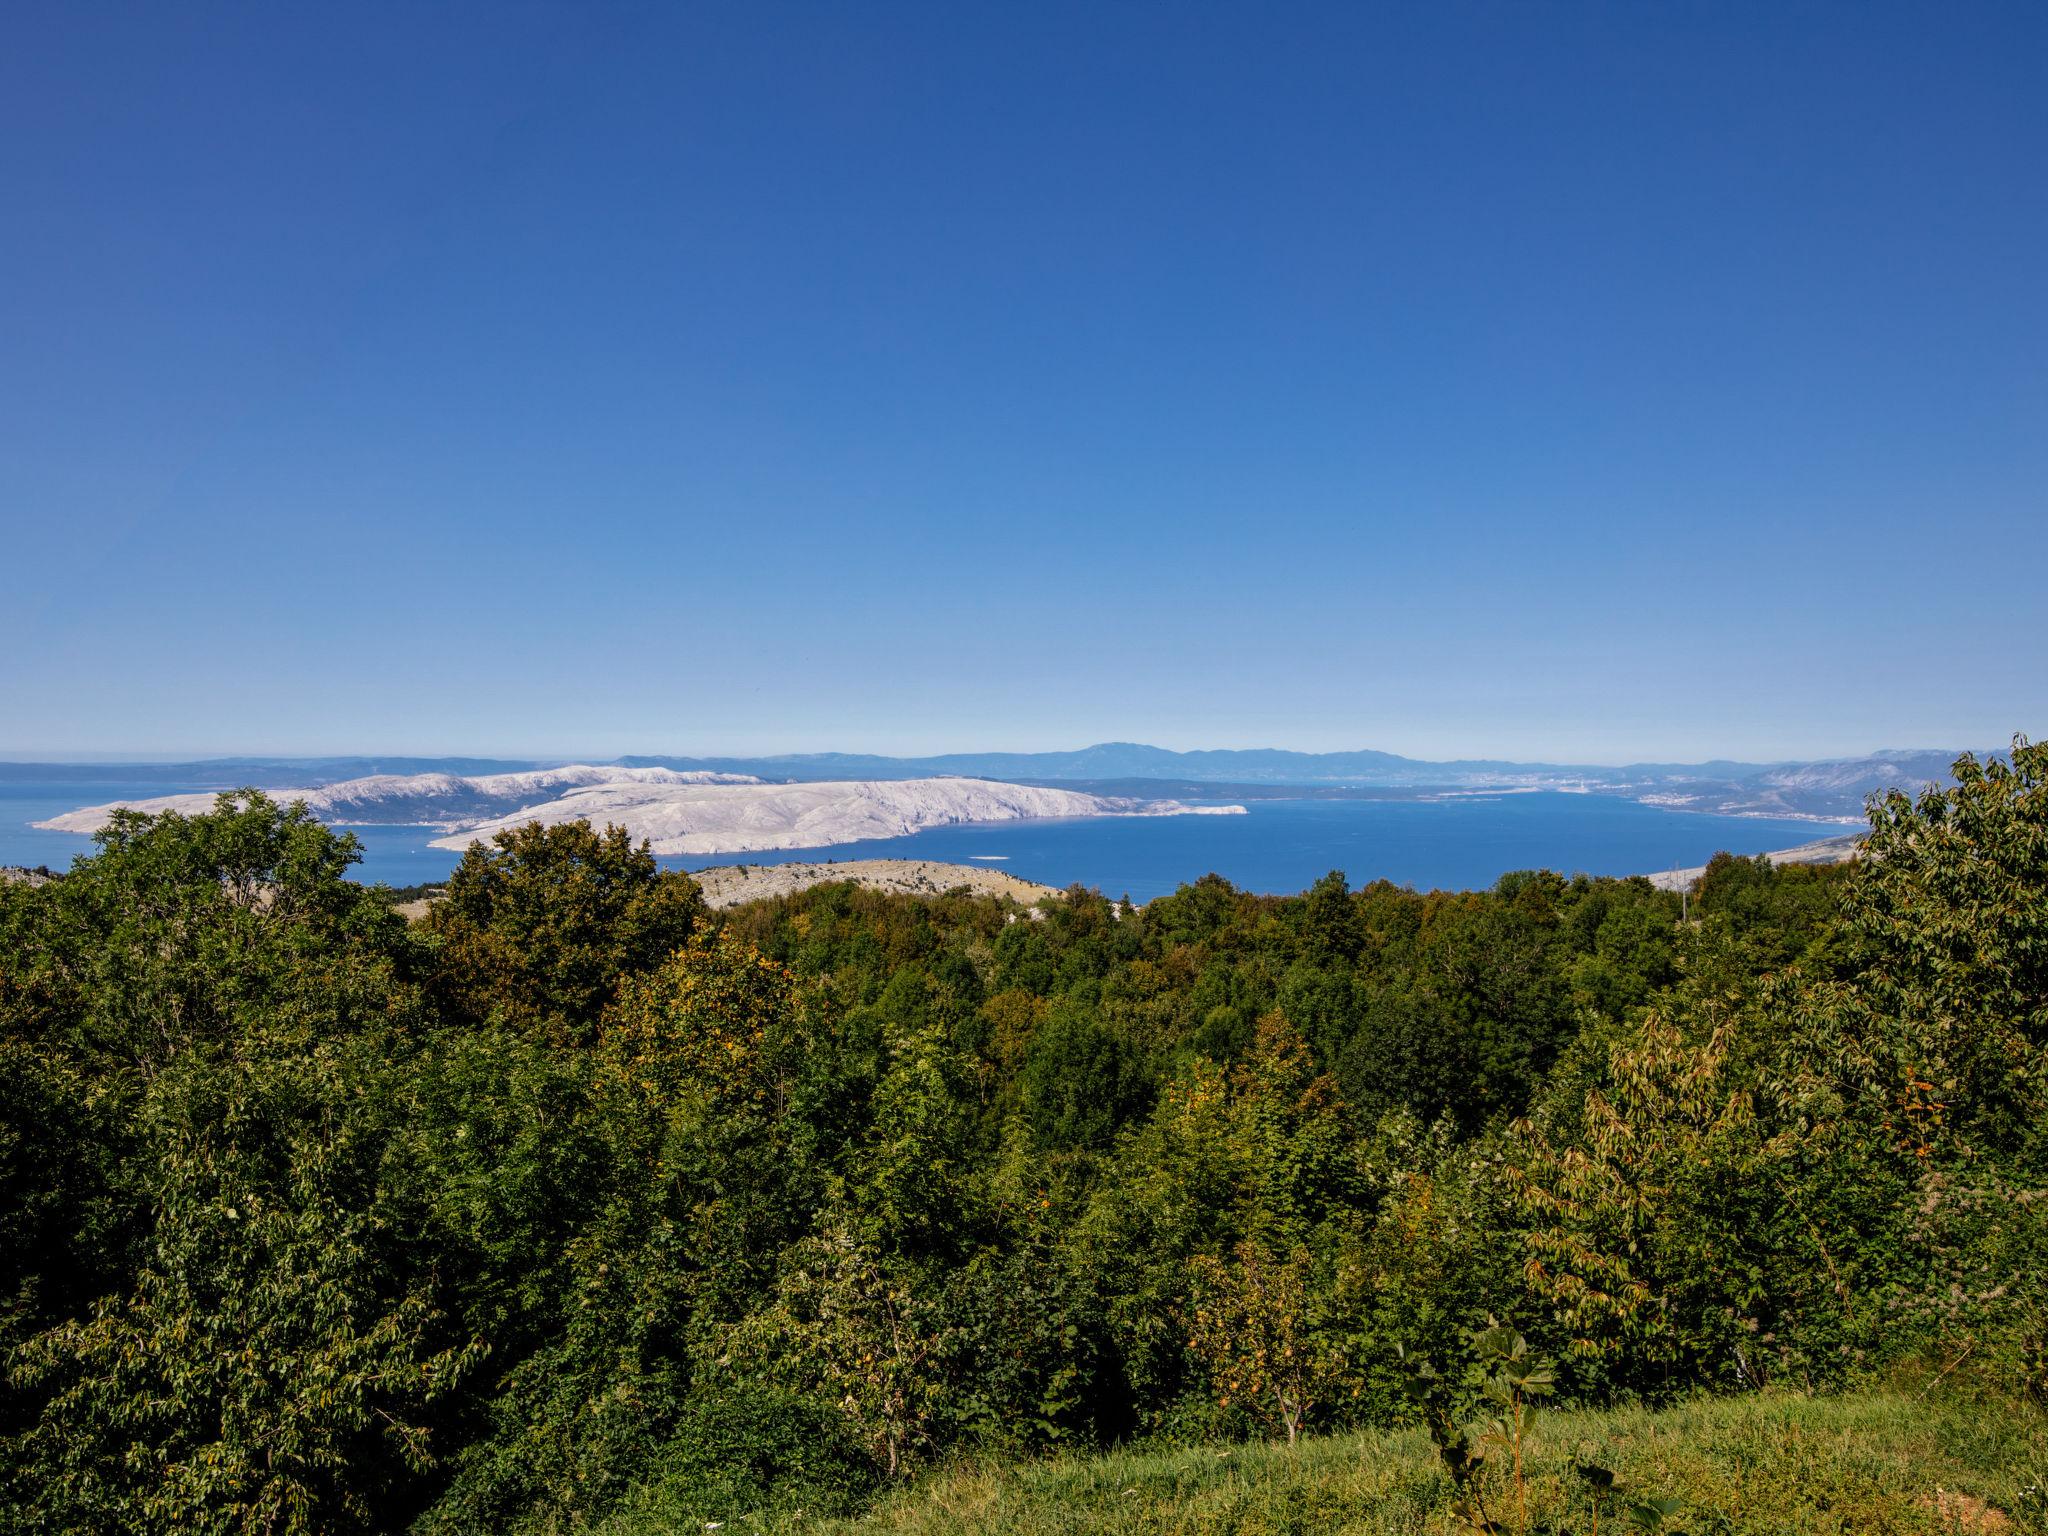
[602,1390,2047,1536]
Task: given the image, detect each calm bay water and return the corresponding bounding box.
[1,777,1849,901]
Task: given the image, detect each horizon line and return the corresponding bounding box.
[0,739,2006,773]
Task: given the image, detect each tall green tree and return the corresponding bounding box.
[425,820,704,1040]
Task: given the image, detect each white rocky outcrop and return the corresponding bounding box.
[1643,833,1864,891]
[37,768,1245,856]
[427,775,1241,855]
[34,765,762,834]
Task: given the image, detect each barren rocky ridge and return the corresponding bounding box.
[36,766,1243,857]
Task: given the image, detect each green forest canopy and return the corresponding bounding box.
[1,741,2043,1533]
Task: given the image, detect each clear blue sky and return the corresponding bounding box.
[4,2,2043,763]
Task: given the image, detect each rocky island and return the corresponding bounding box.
[36,766,1246,857]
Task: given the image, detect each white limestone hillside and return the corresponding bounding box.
[427,775,1244,855]
[34,765,763,835]
[37,768,1245,856]
[1644,833,1864,891]
[686,859,1063,909]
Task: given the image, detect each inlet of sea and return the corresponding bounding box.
[0,778,1850,902]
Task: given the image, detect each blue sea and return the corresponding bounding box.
[0,775,1849,901]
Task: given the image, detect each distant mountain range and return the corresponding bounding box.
[4,743,1998,823]
[615,743,1989,821]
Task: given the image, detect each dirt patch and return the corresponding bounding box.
[1922,1488,2014,1533]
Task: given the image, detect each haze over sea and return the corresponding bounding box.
[1,775,1838,903]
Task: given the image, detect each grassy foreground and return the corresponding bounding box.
[606,1391,2048,1536]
